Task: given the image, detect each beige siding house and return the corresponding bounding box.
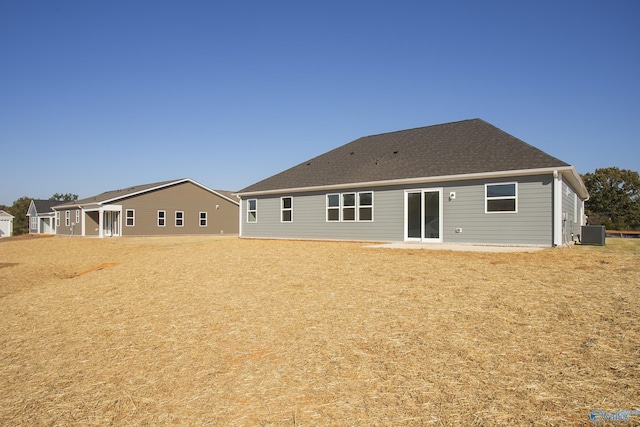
[53,178,239,237]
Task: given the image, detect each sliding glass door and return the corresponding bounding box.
[405,189,442,242]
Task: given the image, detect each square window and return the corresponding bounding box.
[486,183,517,213]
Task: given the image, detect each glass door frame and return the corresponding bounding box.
[404,188,443,243]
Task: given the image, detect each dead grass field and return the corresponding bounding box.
[0,236,638,426]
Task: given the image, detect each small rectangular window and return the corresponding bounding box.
[65,211,70,226]
[76,210,80,224]
[247,199,257,223]
[56,211,60,227]
[126,209,135,226]
[486,183,517,213]
[199,212,207,227]
[158,210,166,227]
[358,192,373,221]
[175,211,184,227]
[281,197,293,222]
[327,194,340,221]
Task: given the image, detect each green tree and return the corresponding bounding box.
[582,167,640,230]
[51,193,78,202]
[7,197,32,236]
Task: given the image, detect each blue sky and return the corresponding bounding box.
[1,0,638,205]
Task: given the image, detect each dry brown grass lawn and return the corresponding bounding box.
[0,236,638,426]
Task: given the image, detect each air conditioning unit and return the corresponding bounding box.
[581,225,606,246]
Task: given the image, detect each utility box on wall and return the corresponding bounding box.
[581,225,606,246]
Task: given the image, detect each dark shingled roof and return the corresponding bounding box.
[239,119,570,193]
[54,178,239,208]
[32,199,61,212]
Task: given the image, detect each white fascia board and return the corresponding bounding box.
[236,167,577,198]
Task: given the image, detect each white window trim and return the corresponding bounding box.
[247,199,257,223]
[175,211,184,227]
[342,192,356,222]
[126,209,135,227]
[326,193,340,222]
[358,191,374,222]
[158,210,166,227]
[56,211,60,227]
[485,182,518,214]
[199,211,207,227]
[65,211,70,226]
[75,210,80,224]
[281,196,293,223]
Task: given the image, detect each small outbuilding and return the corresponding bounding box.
[237,119,589,246]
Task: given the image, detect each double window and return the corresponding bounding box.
[158,210,166,227]
[327,192,373,222]
[486,182,517,213]
[200,212,207,227]
[65,211,70,226]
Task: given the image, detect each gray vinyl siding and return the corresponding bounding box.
[28,204,38,233]
[241,174,556,245]
[561,181,582,243]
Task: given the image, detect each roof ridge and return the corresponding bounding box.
[360,118,483,139]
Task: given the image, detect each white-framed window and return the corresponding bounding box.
[485,182,517,213]
[158,210,166,227]
[30,217,38,230]
[342,193,356,221]
[199,212,207,227]
[175,211,184,227]
[358,192,373,221]
[327,194,340,221]
[281,197,293,222]
[56,211,60,227]
[65,211,70,226]
[75,210,80,224]
[247,199,257,223]
[126,209,135,226]
[327,191,374,222]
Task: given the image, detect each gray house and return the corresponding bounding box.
[27,199,59,234]
[237,119,589,246]
[52,178,239,237]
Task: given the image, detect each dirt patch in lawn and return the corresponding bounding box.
[0,236,638,425]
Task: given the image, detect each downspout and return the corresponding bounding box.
[553,170,563,246]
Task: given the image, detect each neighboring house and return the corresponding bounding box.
[237,119,589,246]
[27,199,59,234]
[0,210,14,237]
[52,178,239,237]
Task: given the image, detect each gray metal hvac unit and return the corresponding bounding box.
[581,225,606,246]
